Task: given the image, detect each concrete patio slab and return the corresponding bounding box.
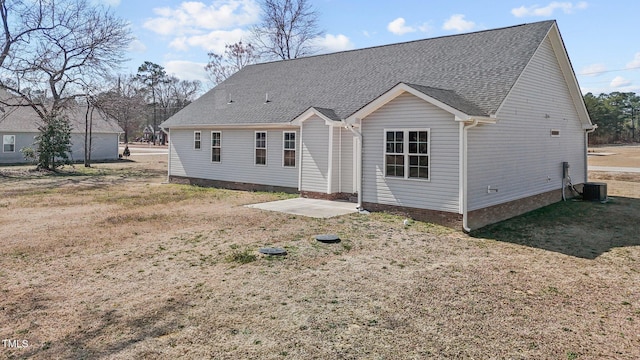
[245,197,359,218]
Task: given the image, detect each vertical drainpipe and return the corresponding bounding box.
[345,119,363,209]
[462,119,479,232]
[298,124,303,191]
[166,128,171,183]
[584,126,597,183]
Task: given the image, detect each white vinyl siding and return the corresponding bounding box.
[0,132,119,164]
[467,36,587,211]
[169,128,298,188]
[362,92,460,212]
[340,127,355,193]
[69,133,120,162]
[300,116,329,193]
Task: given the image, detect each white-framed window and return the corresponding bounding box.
[550,129,561,137]
[194,131,201,150]
[211,131,221,162]
[2,135,15,153]
[283,131,296,167]
[384,129,430,180]
[255,131,267,165]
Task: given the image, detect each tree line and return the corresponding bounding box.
[584,92,640,145]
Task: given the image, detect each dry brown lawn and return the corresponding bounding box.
[1,151,639,359]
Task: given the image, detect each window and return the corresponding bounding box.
[194,131,201,150]
[211,131,221,162]
[3,135,15,153]
[255,131,266,165]
[283,131,296,167]
[384,129,430,180]
[550,129,561,137]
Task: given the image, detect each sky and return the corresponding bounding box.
[102,0,640,95]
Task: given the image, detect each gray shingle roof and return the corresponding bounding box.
[0,91,123,134]
[161,20,556,128]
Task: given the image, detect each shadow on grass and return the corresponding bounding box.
[15,294,190,359]
[470,197,640,259]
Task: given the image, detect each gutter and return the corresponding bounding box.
[461,119,480,232]
[345,120,363,209]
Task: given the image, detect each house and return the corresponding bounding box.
[0,93,123,164]
[160,20,593,230]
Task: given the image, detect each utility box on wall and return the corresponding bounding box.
[583,182,607,202]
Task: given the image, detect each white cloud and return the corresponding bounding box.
[610,76,632,88]
[170,29,251,53]
[442,14,476,33]
[511,2,588,17]
[94,0,120,6]
[579,63,607,76]
[418,22,432,33]
[144,0,260,36]
[387,17,415,35]
[312,34,354,53]
[627,52,640,69]
[164,60,209,83]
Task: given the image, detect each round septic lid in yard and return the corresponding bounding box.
[258,247,287,255]
[315,234,341,243]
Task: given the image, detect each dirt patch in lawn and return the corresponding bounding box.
[1,155,639,359]
[589,144,640,168]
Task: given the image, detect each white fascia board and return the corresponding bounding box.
[290,108,340,126]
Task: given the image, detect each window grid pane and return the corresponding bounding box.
[284,149,295,167]
[408,131,428,154]
[385,154,404,177]
[255,149,266,165]
[408,155,429,179]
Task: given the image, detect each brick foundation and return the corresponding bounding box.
[361,202,463,229]
[170,175,582,231]
[300,191,357,202]
[169,176,298,194]
[466,184,584,230]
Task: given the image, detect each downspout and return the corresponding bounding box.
[345,120,363,209]
[166,128,171,183]
[584,126,597,183]
[462,119,480,233]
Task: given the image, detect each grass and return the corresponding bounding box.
[0,156,639,359]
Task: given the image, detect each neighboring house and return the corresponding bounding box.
[0,95,123,164]
[160,20,594,230]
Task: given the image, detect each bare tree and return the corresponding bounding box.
[156,76,201,121]
[0,0,132,169]
[95,75,147,144]
[205,41,259,85]
[251,0,324,60]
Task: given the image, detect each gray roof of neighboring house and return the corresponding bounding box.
[0,92,123,134]
[161,20,556,128]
